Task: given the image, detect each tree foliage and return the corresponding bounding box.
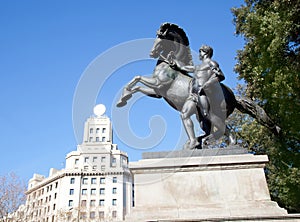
[231,0,300,212]
[0,172,26,220]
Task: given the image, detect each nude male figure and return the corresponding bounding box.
[169,45,225,149]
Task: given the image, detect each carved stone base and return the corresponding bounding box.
[126,150,298,222]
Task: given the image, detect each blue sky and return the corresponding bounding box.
[0,0,245,183]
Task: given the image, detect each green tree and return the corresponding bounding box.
[231,0,300,212]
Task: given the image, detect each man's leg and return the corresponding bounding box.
[199,95,209,117]
[181,100,199,149]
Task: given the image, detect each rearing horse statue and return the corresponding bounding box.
[117,22,280,149]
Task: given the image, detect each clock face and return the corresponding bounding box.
[93,104,106,117]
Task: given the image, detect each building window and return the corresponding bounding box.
[70,178,75,184]
[100,177,105,184]
[112,199,117,206]
[113,177,117,183]
[91,188,96,195]
[69,189,74,195]
[112,188,117,194]
[82,178,88,184]
[101,156,106,162]
[100,188,105,195]
[68,200,73,207]
[81,200,86,207]
[102,128,106,133]
[80,212,87,219]
[84,165,88,171]
[54,193,57,199]
[112,211,117,218]
[90,128,93,134]
[101,137,106,142]
[84,157,89,163]
[90,200,96,207]
[99,211,104,219]
[96,128,100,133]
[89,137,92,142]
[82,189,87,195]
[90,211,96,219]
[91,178,97,184]
[93,157,97,162]
[122,157,128,166]
[75,159,79,165]
[55,182,58,188]
[111,157,116,167]
[96,137,99,142]
[99,199,105,206]
[92,165,97,170]
[101,165,105,171]
[53,204,56,210]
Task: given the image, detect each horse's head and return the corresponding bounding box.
[150,28,175,59]
[150,22,193,66]
[149,36,163,58]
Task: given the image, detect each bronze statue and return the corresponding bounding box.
[117,22,280,149]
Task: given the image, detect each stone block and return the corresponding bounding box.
[126,151,295,221]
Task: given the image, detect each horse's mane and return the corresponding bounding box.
[159,23,190,46]
[158,22,193,66]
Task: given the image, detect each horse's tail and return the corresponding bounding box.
[235,97,281,136]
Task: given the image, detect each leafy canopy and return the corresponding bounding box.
[231,0,300,212]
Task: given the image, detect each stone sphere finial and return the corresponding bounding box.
[93,104,106,117]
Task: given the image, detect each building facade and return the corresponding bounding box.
[22,108,132,222]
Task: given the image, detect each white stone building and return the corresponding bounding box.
[23,106,132,222]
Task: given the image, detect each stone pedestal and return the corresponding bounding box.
[126,148,298,222]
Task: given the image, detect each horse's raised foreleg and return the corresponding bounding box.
[127,75,170,91]
[131,86,162,98]
[126,75,142,90]
[116,85,161,108]
[117,75,156,108]
[139,76,166,89]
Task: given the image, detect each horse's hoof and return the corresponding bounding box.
[116,100,127,107]
[122,92,132,101]
[116,90,133,107]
